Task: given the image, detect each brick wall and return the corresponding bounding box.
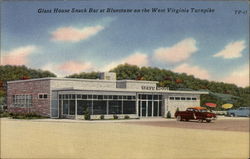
[7,79,51,117]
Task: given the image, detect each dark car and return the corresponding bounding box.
[175,107,216,123]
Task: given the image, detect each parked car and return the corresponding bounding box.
[175,107,217,123]
[227,107,250,117]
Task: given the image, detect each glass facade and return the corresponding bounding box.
[59,93,164,117]
[138,94,163,117]
[59,94,136,116]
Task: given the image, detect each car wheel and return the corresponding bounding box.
[206,119,211,123]
[230,113,235,117]
[176,116,182,121]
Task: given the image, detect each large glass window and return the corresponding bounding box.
[77,100,92,115]
[63,100,69,114]
[69,100,75,115]
[123,101,136,114]
[109,101,122,114]
[148,101,152,116]
[93,100,107,115]
[153,101,158,116]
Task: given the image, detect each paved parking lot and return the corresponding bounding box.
[1,117,249,159]
[124,118,249,132]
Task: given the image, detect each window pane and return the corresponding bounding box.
[108,101,122,114]
[153,95,158,100]
[159,101,162,116]
[169,97,174,100]
[44,94,48,99]
[148,101,152,116]
[69,100,75,115]
[82,95,87,99]
[175,97,180,100]
[77,100,92,115]
[93,100,107,115]
[159,95,162,100]
[181,97,185,100]
[148,95,152,100]
[87,95,92,99]
[63,100,69,114]
[123,101,136,114]
[98,95,103,100]
[153,101,158,116]
[192,97,197,100]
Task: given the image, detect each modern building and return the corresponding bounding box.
[7,72,208,119]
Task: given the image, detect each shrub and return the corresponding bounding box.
[0,112,10,118]
[176,107,180,113]
[83,108,91,120]
[100,115,105,120]
[113,114,118,119]
[124,115,130,119]
[166,111,171,118]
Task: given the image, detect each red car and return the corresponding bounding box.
[175,107,216,123]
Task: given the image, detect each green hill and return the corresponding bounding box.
[0,65,56,104]
[67,64,250,109]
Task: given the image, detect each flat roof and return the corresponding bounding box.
[52,88,209,95]
[7,77,158,84]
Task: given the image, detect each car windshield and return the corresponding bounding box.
[199,109,208,112]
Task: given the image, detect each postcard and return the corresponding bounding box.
[0,1,249,159]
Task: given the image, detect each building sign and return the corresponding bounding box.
[156,87,169,91]
[141,86,156,90]
[141,86,169,91]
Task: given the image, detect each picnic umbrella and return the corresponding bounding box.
[205,103,217,108]
[222,103,233,109]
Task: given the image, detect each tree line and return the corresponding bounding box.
[67,64,250,109]
[0,64,249,110]
[0,65,56,104]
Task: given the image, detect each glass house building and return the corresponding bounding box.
[7,72,208,119]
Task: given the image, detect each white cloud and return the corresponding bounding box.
[42,61,94,77]
[173,63,211,80]
[1,46,37,65]
[213,40,246,59]
[102,52,149,71]
[154,38,198,63]
[51,25,104,42]
[219,65,249,87]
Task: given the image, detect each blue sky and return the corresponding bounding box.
[1,1,249,87]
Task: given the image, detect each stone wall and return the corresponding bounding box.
[7,80,51,117]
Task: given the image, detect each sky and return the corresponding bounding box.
[1,1,249,87]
